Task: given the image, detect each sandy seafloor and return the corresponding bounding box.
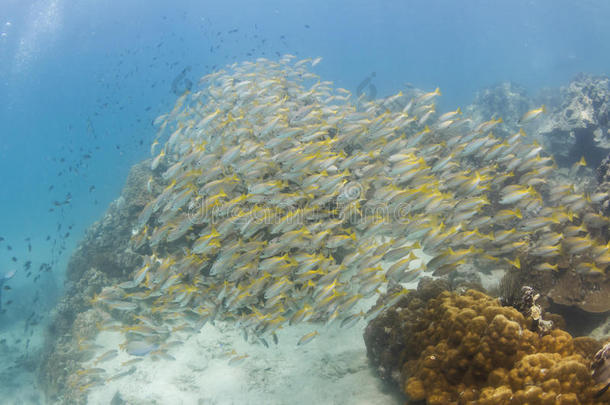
[86,312,403,405]
[83,269,502,405]
[84,242,425,404]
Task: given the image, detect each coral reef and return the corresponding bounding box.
[500,260,610,337]
[363,278,450,384]
[365,287,607,404]
[38,161,153,403]
[595,153,610,217]
[66,160,152,281]
[466,81,532,136]
[453,76,610,332]
[38,58,610,402]
[546,272,610,314]
[592,341,610,398]
[590,315,610,342]
[536,74,610,168]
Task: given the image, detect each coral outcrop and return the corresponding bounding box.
[592,341,610,398]
[65,160,152,282]
[364,278,450,384]
[365,286,608,404]
[38,161,153,403]
[536,74,610,168]
[467,81,531,136]
[498,251,610,335]
[595,153,610,217]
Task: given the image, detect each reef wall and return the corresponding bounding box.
[38,161,152,403]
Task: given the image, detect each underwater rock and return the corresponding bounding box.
[592,341,610,398]
[363,278,449,384]
[66,160,152,282]
[38,161,154,403]
[514,286,554,334]
[466,81,531,136]
[365,288,607,404]
[536,74,610,168]
[594,153,610,217]
[546,271,610,314]
[495,251,610,337]
[590,314,610,343]
[596,153,610,185]
[38,303,105,404]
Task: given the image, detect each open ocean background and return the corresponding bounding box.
[1,0,610,401]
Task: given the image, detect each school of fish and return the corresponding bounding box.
[88,55,610,373]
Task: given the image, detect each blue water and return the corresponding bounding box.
[0,0,609,401]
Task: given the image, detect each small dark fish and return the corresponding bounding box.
[89,185,96,192]
[0,237,3,242]
[3,286,10,290]
[7,245,11,251]
[304,24,310,28]
[11,257,17,262]
[5,300,12,306]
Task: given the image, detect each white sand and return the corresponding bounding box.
[78,248,506,405]
[85,317,403,405]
